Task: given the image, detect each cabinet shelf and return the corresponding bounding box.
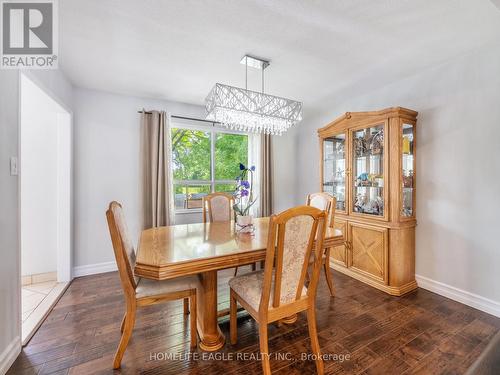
[324,157,345,161]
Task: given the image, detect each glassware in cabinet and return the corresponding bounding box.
[351,124,385,217]
[401,123,415,217]
[322,134,346,212]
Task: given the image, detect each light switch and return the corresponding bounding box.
[10,157,18,176]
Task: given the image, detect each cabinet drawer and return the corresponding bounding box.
[347,222,388,284]
[330,218,347,267]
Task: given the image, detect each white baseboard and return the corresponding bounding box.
[0,336,21,375]
[73,261,117,277]
[416,274,500,318]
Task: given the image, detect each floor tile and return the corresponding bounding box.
[22,288,37,298]
[22,292,45,313]
[25,281,58,295]
[22,309,34,322]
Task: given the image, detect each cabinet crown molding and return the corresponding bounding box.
[318,107,418,136]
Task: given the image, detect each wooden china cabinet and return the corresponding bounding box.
[318,107,418,296]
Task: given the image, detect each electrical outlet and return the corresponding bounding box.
[10,157,18,176]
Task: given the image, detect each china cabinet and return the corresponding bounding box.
[318,107,418,296]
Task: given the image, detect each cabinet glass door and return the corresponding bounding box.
[401,123,415,217]
[323,134,346,212]
[351,124,385,217]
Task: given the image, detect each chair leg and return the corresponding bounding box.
[258,323,271,375]
[323,249,335,297]
[230,289,238,345]
[189,292,197,349]
[306,305,324,375]
[251,263,256,271]
[113,302,136,369]
[120,312,126,333]
[183,298,189,315]
[260,260,265,269]
[233,267,238,276]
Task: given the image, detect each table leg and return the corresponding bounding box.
[197,271,225,351]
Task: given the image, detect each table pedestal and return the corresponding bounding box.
[196,271,225,351]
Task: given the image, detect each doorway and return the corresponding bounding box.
[19,73,72,344]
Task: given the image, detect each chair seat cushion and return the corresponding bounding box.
[229,270,307,311]
[136,275,198,299]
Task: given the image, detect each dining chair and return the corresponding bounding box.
[306,192,337,296]
[202,192,234,223]
[202,192,257,275]
[229,205,327,375]
[106,201,199,369]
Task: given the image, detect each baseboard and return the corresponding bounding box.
[416,274,500,318]
[0,336,21,375]
[73,261,117,277]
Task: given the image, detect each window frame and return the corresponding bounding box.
[171,121,249,214]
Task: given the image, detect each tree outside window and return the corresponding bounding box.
[171,127,248,211]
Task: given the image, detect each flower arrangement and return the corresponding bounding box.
[233,163,257,217]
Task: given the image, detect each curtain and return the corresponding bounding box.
[140,110,173,228]
[248,133,261,217]
[259,133,273,217]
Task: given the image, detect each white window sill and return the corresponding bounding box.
[175,209,202,215]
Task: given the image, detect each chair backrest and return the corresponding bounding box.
[202,192,234,223]
[106,201,138,296]
[306,192,336,228]
[260,205,326,312]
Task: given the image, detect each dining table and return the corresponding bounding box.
[134,216,344,352]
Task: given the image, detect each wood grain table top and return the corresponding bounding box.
[134,217,343,280]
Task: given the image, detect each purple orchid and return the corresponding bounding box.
[233,163,257,216]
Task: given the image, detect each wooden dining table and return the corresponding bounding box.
[134,217,344,351]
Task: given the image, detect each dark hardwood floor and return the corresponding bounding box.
[8,267,500,375]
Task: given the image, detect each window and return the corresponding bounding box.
[171,126,248,211]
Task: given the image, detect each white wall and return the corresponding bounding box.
[20,75,69,276]
[73,87,297,271]
[22,70,73,111]
[295,43,500,308]
[73,88,204,269]
[0,71,21,374]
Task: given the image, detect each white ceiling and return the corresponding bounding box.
[60,0,500,114]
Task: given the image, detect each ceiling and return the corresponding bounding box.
[60,0,500,114]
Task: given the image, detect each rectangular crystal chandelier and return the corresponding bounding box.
[205,56,303,135]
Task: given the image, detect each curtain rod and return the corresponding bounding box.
[137,110,220,125]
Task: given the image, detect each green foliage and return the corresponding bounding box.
[215,183,236,193]
[171,128,211,180]
[215,133,248,180]
[171,128,248,211]
[171,128,248,182]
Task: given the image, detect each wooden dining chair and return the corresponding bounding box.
[202,192,257,275]
[229,205,327,375]
[106,201,199,369]
[306,192,337,296]
[202,192,234,223]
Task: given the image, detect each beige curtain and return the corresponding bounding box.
[140,110,173,228]
[259,133,273,217]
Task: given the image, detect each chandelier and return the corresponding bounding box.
[205,55,303,135]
